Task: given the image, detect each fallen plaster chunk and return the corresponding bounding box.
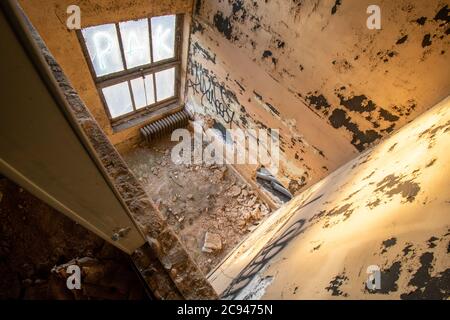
[202,232,222,253]
[229,185,242,197]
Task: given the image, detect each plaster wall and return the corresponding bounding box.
[187,0,450,194]
[210,95,450,299]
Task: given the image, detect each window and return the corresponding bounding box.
[78,15,182,127]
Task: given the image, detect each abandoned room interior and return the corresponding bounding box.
[0,0,449,302]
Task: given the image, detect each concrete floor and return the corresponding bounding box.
[121,136,272,275]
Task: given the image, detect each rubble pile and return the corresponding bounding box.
[123,140,274,274]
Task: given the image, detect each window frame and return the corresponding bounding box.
[77,14,183,128]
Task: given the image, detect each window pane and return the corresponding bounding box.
[119,19,151,69]
[102,81,133,118]
[144,75,156,106]
[151,15,176,62]
[130,78,146,109]
[155,67,175,101]
[82,24,124,77]
[130,76,155,109]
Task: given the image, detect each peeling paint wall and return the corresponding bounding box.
[19,0,193,148]
[210,95,450,299]
[186,0,450,195]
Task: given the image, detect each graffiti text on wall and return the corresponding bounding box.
[187,60,236,124]
[222,193,323,299]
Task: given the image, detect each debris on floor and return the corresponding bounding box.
[122,136,273,274]
[202,232,222,253]
[51,257,144,300]
[0,177,146,300]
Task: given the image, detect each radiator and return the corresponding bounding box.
[140,109,190,143]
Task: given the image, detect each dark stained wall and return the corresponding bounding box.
[186,0,450,195]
